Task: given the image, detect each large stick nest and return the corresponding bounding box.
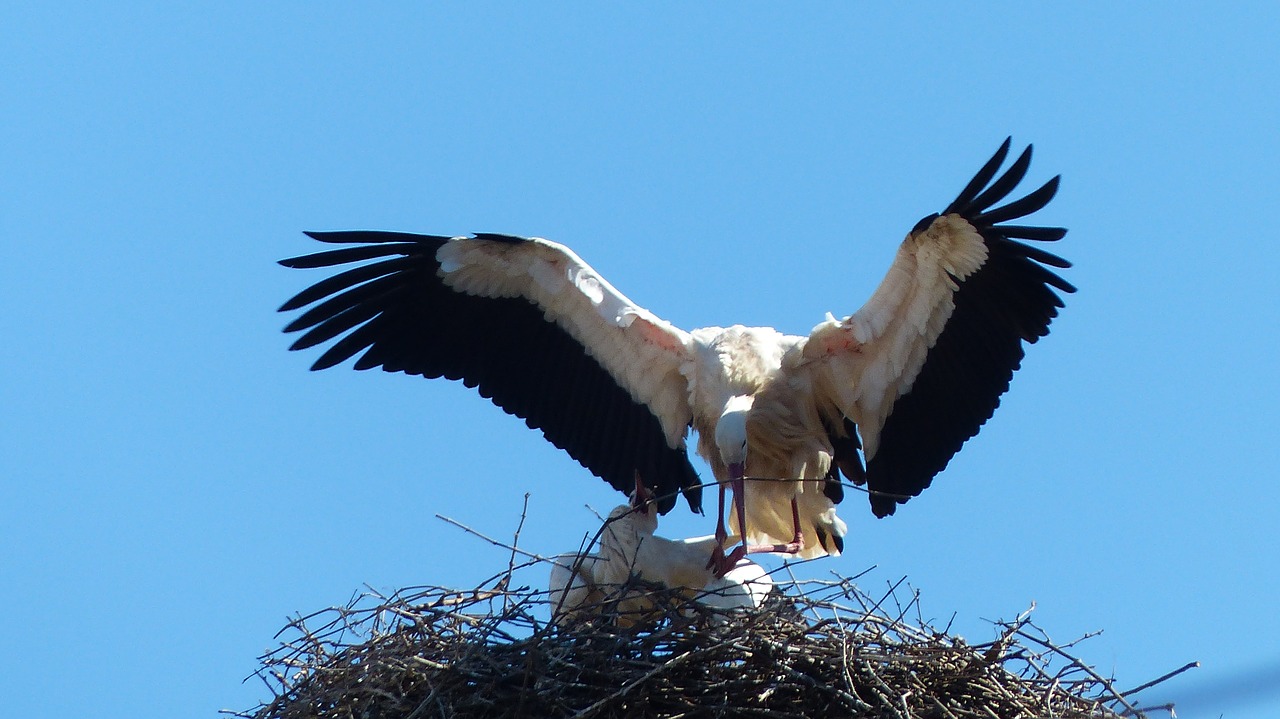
[231,562,1173,719]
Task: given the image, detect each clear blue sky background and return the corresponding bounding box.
[3,4,1277,717]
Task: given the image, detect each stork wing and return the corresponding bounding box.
[803,139,1074,517]
[279,231,701,514]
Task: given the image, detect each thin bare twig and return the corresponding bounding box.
[1118,660,1200,697]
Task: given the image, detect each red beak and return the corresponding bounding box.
[632,471,653,509]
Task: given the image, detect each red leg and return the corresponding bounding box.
[706,479,733,572]
[707,469,806,577]
[728,486,805,576]
[711,476,750,575]
[715,479,729,545]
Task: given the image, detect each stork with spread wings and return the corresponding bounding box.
[279,138,1073,575]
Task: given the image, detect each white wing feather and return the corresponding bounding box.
[803,214,988,458]
[437,237,694,447]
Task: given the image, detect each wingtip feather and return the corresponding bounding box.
[968,144,1033,214]
[976,175,1061,226]
[944,137,1015,215]
[278,295,310,313]
[303,230,345,243]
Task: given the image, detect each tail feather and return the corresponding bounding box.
[732,478,847,559]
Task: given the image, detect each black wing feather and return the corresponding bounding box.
[824,415,864,503]
[943,136,1011,215]
[976,176,1061,225]
[279,232,702,515]
[966,145,1032,214]
[867,141,1073,517]
[279,255,422,312]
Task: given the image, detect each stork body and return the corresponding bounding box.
[280,139,1074,572]
[550,483,771,626]
[548,553,605,626]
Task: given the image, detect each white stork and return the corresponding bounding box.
[279,139,1073,575]
[549,478,772,626]
[547,553,603,626]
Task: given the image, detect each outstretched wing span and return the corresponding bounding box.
[805,139,1074,517]
[279,231,702,514]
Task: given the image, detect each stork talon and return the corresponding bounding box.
[706,543,747,578]
[769,541,803,555]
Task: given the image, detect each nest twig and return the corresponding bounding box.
[228,563,1185,719]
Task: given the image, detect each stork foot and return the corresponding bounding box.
[768,542,802,555]
[746,540,803,557]
[706,544,748,578]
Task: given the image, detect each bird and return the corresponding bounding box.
[278,138,1073,575]
[549,476,771,626]
[547,552,604,626]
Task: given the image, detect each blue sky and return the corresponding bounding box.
[3,4,1278,717]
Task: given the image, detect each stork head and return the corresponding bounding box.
[714,395,754,480]
[604,474,659,541]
